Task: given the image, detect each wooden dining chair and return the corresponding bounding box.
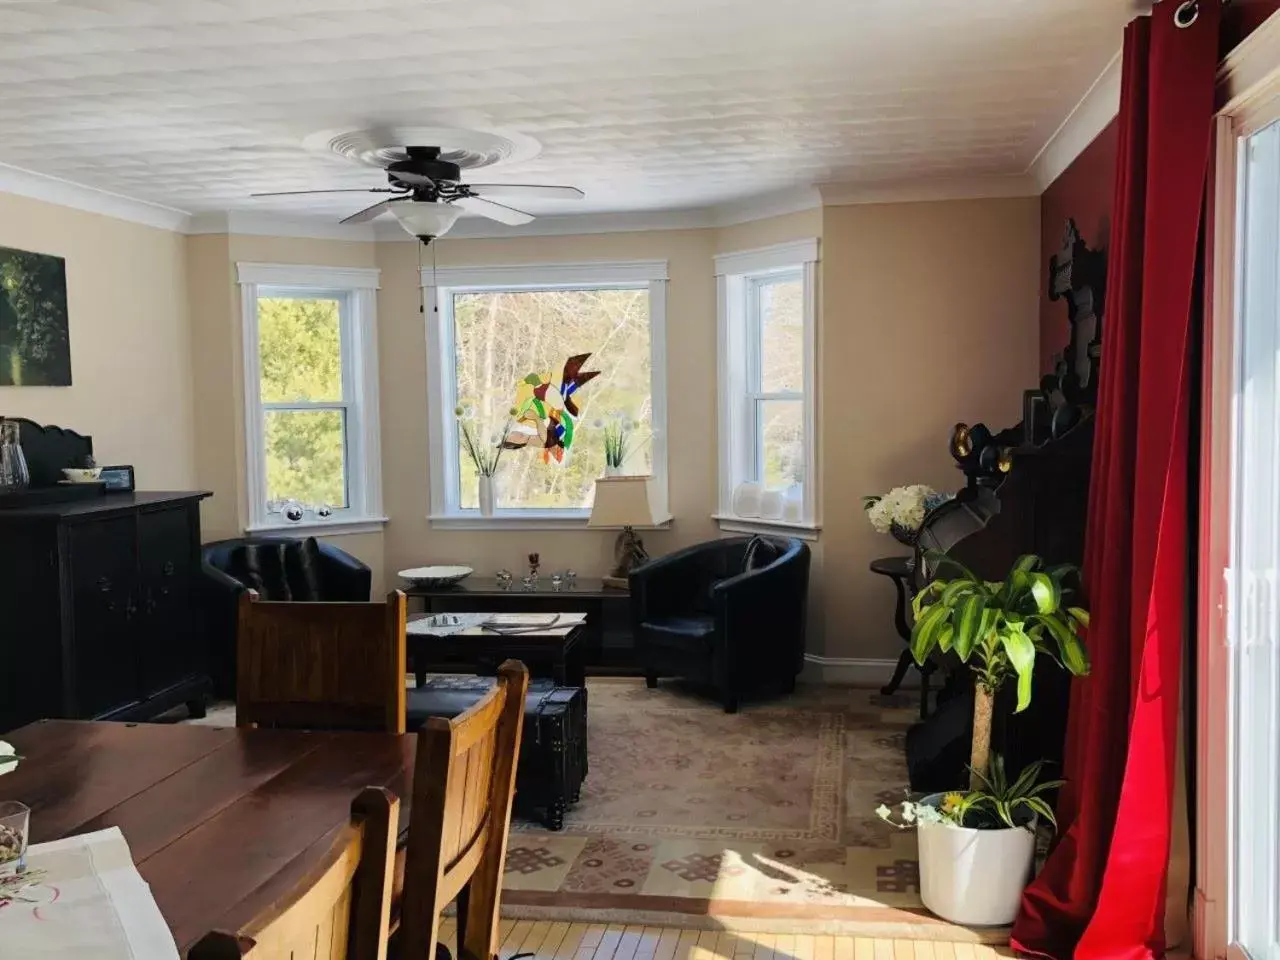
[188,786,400,960]
[237,590,408,733]
[398,660,530,960]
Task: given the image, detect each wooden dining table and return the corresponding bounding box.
[2,719,417,954]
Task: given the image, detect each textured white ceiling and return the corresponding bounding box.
[0,0,1131,220]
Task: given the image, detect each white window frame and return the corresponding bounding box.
[422,260,670,529]
[236,262,385,535]
[1199,18,1280,960]
[714,238,820,539]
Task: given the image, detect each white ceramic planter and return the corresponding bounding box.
[917,798,1036,926]
[477,474,496,517]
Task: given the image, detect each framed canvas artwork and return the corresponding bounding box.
[0,246,71,386]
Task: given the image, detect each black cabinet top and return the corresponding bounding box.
[0,491,211,520]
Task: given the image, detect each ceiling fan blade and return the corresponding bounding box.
[340,197,408,224]
[454,195,535,226]
[467,183,584,201]
[251,188,400,198]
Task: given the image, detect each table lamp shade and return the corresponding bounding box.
[588,476,663,529]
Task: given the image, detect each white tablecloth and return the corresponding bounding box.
[0,827,178,959]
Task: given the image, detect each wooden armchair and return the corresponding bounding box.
[236,590,408,733]
[188,787,399,960]
[398,661,529,960]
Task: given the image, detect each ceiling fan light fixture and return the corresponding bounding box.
[391,202,462,241]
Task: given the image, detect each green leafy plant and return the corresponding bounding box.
[910,551,1090,789]
[877,755,1064,832]
[456,404,518,478]
[597,413,646,470]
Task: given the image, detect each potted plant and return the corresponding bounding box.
[891,551,1090,925]
[455,405,517,517]
[862,485,952,546]
[597,413,645,477]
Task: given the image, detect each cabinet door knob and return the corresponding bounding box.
[162,561,175,577]
[97,576,112,593]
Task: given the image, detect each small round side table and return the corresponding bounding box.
[869,555,934,719]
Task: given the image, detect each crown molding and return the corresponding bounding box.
[0,160,191,232]
[1027,48,1123,193]
[817,176,1038,206]
[420,259,669,288]
[188,210,379,242]
[711,186,822,226]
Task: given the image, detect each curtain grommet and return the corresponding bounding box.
[1174,0,1199,28]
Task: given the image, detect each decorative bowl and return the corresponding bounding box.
[61,467,103,483]
[398,565,474,588]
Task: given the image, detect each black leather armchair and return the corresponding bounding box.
[201,536,372,698]
[629,535,810,712]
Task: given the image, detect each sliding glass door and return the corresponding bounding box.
[1227,115,1280,960]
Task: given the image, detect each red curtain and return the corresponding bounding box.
[1011,5,1220,959]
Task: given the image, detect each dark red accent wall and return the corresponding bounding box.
[1038,2,1280,373]
[1039,121,1119,373]
[1224,0,1280,52]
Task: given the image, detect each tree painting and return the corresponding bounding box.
[0,246,71,387]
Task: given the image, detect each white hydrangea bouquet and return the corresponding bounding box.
[862,484,951,546]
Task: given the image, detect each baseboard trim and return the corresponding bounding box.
[803,654,900,687]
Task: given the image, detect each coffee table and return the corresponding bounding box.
[403,577,635,671]
[406,611,589,689]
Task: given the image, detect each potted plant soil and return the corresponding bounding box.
[880,552,1090,926]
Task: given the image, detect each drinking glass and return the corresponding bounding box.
[0,801,30,876]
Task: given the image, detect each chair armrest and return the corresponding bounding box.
[200,563,246,698]
[202,561,246,601]
[317,543,372,601]
[629,540,734,622]
[711,545,811,674]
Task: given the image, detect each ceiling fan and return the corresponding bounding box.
[251,145,584,242]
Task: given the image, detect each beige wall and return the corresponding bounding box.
[0,192,197,488]
[820,198,1040,660]
[2,186,1039,668]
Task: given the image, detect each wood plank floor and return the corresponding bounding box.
[436,919,1017,960]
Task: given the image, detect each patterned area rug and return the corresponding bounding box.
[501,680,996,941]
[184,680,1000,941]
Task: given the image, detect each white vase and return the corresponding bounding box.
[916,799,1037,926]
[604,463,623,478]
[477,474,496,517]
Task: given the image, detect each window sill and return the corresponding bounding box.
[428,513,673,532]
[246,516,389,537]
[712,514,821,541]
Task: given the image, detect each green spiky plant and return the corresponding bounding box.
[910,551,1090,791]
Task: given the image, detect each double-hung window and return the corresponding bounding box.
[237,263,384,533]
[715,239,819,535]
[424,261,669,526]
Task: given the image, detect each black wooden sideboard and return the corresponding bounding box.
[0,491,212,732]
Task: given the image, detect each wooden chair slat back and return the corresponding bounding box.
[399,661,528,960]
[236,590,407,733]
[188,786,399,960]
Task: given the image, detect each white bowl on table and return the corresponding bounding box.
[61,467,103,483]
[398,565,474,588]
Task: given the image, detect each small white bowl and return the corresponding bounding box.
[398,565,474,588]
[62,467,103,483]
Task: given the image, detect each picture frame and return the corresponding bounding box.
[99,464,135,492]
